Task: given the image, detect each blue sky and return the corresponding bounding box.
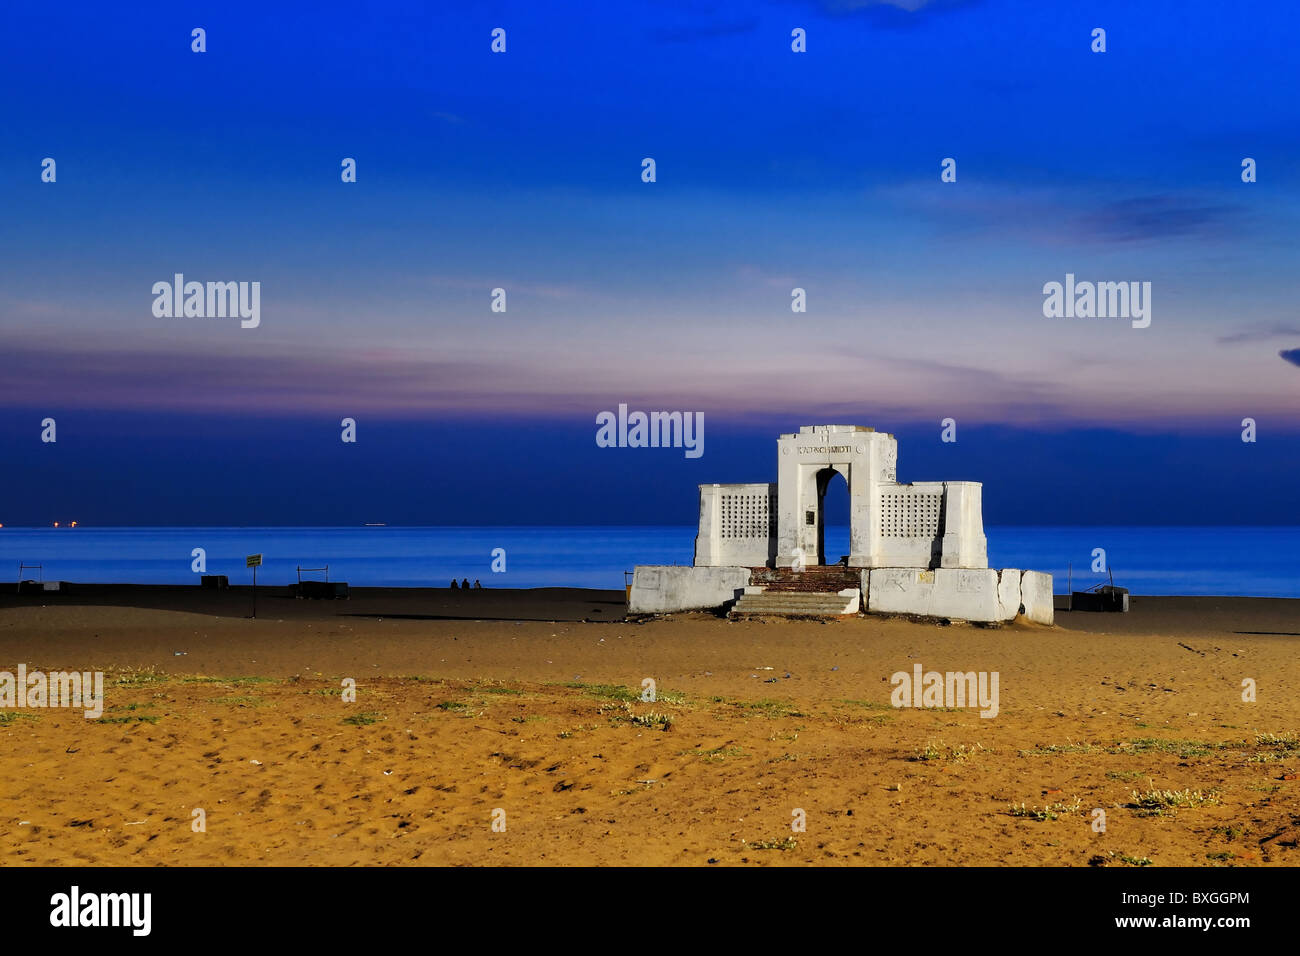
[1,0,1298,526]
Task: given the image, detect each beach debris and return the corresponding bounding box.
[831,666,839,672]
[173,651,187,656]
[249,759,262,765]
[1071,582,1129,612]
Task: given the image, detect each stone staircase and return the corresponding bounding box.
[731,566,862,618]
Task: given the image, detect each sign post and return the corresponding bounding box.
[246,553,262,618]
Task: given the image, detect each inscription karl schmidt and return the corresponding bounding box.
[797,445,853,455]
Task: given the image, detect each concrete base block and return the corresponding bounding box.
[629,566,751,614]
[867,567,1024,623]
[1019,571,1055,625]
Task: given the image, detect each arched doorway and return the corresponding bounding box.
[816,467,850,566]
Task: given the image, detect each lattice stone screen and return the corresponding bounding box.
[720,491,778,540]
[879,490,945,539]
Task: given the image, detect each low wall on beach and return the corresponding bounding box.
[628,564,1053,623]
[629,565,751,614]
[863,568,1054,625]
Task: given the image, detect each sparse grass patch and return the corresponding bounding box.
[1250,731,1299,763]
[1089,851,1153,867]
[1113,738,1222,759]
[740,699,804,719]
[0,712,40,725]
[557,723,599,739]
[1007,797,1082,821]
[1212,825,1248,841]
[208,696,265,707]
[627,710,672,730]
[559,683,639,702]
[749,837,797,851]
[682,746,744,760]
[914,741,984,763]
[342,711,384,726]
[837,699,892,710]
[1129,788,1219,816]
[180,675,276,686]
[1106,770,1145,782]
[1018,742,1096,756]
[112,667,166,688]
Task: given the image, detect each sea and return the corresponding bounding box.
[1,526,1298,597]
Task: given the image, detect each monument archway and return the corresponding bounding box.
[816,467,850,565]
[775,425,890,569]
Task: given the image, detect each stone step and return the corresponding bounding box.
[730,589,860,618]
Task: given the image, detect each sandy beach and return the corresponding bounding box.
[0,585,1297,866]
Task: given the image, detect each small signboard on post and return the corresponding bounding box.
[247,554,262,617]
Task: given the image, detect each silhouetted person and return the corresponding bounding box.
[450,579,458,589]
[461,578,470,589]
[473,579,482,589]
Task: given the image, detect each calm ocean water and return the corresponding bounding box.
[1,526,1298,597]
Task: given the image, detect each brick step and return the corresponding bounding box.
[750,566,861,593]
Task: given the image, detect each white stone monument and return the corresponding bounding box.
[630,424,1053,624]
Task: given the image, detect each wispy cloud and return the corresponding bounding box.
[1074,195,1237,244]
[804,0,985,28]
[875,182,1245,247]
[1218,323,1300,345]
